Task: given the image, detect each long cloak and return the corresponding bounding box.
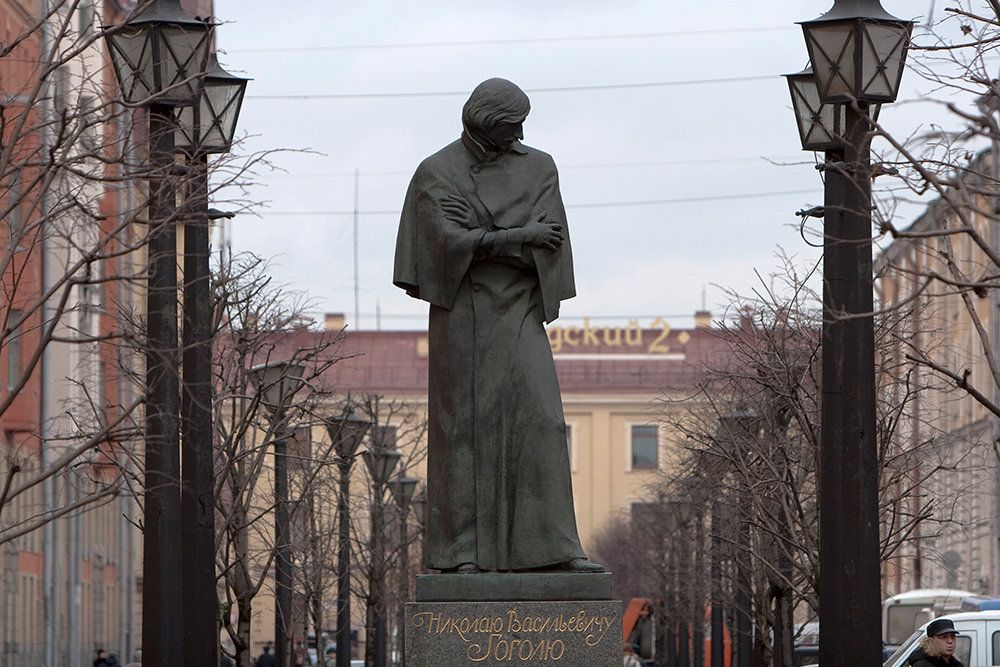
[393,137,586,571]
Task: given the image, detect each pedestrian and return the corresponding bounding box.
[94,649,111,667]
[623,642,642,667]
[256,644,277,667]
[908,618,964,666]
[324,646,336,666]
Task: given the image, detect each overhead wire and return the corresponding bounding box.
[255,187,820,218]
[245,74,779,101]
[257,154,809,179]
[227,25,797,54]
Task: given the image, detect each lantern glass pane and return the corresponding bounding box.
[860,22,908,101]
[806,23,856,102]
[108,28,154,104]
[175,75,246,153]
[156,24,210,103]
[790,77,839,151]
[175,102,198,148]
[206,79,242,148]
[379,450,402,482]
[341,420,369,450]
[278,364,306,404]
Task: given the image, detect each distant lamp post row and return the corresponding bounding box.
[104,1,248,666]
[785,2,912,666]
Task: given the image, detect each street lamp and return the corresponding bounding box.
[363,440,402,667]
[785,66,847,153]
[411,489,427,527]
[251,360,307,667]
[391,476,420,665]
[785,65,884,153]
[251,360,307,414]
[718,410,757,667]
[791,2,913,665]
[324,409,371,667]
[800,0,912,105]
[175,51,249,155]
[104,3,212,664]
[177,51,248,667]
[667,498,693,667]
[105,0,212,106]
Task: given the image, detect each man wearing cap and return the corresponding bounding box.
[908,618,964,667]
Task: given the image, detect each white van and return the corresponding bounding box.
[883,611,1000,667]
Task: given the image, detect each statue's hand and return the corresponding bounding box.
[520,211,564,251]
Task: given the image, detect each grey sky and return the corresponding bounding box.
[211,0,941,331]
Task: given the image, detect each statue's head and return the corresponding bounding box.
[462,78,530,153]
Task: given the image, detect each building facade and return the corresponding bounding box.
[241,311,727,657]
[0,1,144,664]
[877,150,1000,598]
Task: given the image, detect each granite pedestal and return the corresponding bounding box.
[405,573,623,666]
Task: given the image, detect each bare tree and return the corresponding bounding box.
[209,251,348,667]
[644,256,949,663]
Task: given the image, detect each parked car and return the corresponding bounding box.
[882,588,974,649]
[883,609,1000,666]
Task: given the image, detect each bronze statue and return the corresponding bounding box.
[394,78,602,574]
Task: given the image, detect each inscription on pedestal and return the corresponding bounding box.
[405,600,622,666]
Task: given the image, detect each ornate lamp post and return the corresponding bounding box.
[324,409,372,667]
[251,360,308,667]
[390,476,419,665]
[175,50,248,666]
[363,432,402,667]
[789,2,913,664]
[718,410,757,667]
[674,499,693,667]
[104,3,211,664]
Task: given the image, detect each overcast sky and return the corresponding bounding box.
[210,0,950,331]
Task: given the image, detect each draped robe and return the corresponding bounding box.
[393,136,586,571]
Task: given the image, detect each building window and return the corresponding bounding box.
[630,424,658,470]
[53,65,70,114]
[8,172,22,248]
[79,94,98,154]
[78,0,94,36]
[7,309,23,391]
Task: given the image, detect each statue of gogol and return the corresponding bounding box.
[393,78,603,574]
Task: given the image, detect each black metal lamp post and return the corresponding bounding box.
[363,436,402,667]
[692,502,706,667]
[104,3,211,665]
[175,50,248,667]
[324,409,372,667]
[251,361,308,667]
[709,491,724,667]
[411,489,427,580]
[789,3,912,665]
[674,499,693,667]
[391,476,419,666]
[718,410,757,667]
